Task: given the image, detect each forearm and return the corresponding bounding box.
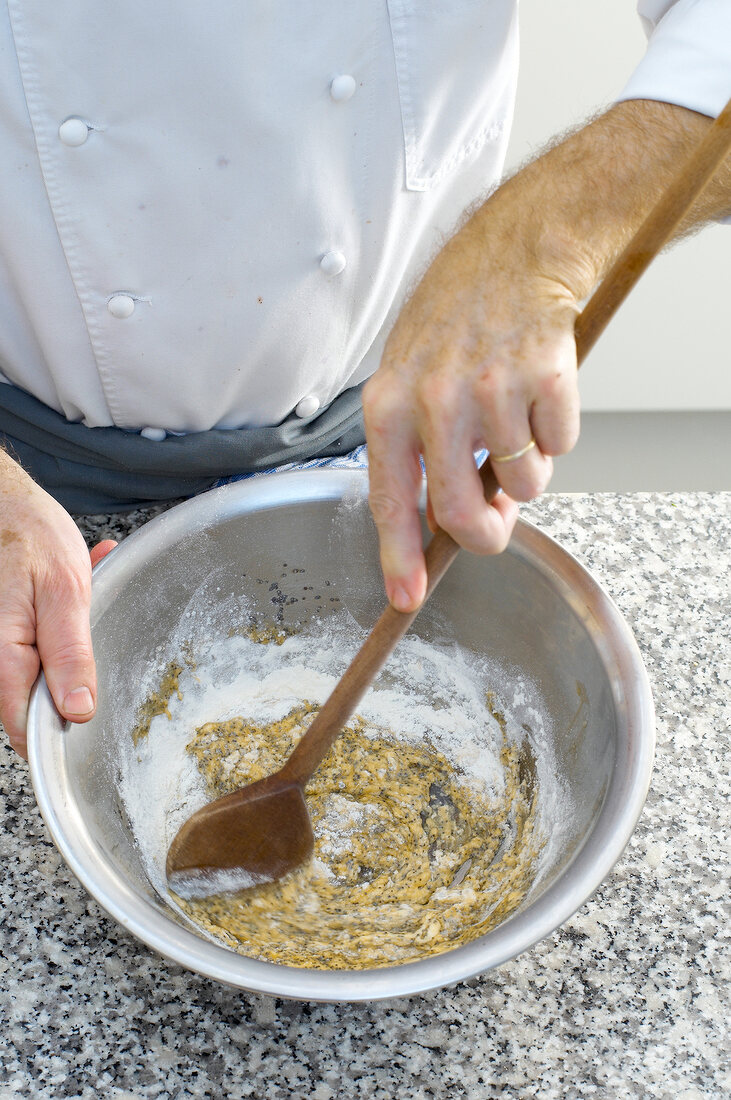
[472,98,731,302]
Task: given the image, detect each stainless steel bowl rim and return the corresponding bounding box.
[28,469,655,1002]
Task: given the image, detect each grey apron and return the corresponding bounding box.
[0,382,365,513]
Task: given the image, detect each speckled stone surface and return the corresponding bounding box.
[1,492,729,1099]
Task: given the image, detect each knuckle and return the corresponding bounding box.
[55,560,92,599]
[544,434,576,459]
[502,479,536,504]
[473,365,508,405]
[361,373,384,413]
[417,369,456,413]
[559,420,580,455]
[364,400,401,441]
[518,481,543,503]
[489,529,512,556]
[37,559,92,617]
[362,373,406,421]
[368,491,404,528]
[500,466,550,503]
[535,413,579,458]
[536,372,562,402]
[432,500,474,540]
[536,361,577,403]
[45,638,95,672]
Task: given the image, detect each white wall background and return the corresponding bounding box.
[504,0,731,412]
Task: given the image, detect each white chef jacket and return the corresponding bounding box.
[0,0,729,437]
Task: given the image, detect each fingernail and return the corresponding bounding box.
[390,585,413,612]
[63,687,94,716]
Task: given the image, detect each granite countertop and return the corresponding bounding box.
[0,491,728,1099]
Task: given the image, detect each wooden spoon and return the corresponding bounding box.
[167,96,731,898]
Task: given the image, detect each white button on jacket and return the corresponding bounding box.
[320,251,347,277]
[58,117,90,146]
[107,294,136,319]
[330,74,356,103]
[0,0,728,434]
[294,395,321,419]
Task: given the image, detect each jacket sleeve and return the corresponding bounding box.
[618,0,731,118]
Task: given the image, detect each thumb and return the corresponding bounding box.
[89,539,117,568]
[35,569,97,725]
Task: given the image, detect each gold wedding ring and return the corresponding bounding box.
[490,437,536,464]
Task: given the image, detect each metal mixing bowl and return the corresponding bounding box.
[27,470,654,1002]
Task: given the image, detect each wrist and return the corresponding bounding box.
[478,99,722,303]
[0,445,31,491]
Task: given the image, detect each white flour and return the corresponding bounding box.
[168,866,273,901]
[117,609,571,909]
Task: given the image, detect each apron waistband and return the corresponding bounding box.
[0,382,366,513]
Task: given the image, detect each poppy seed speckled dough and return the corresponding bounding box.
[173,701,545,969]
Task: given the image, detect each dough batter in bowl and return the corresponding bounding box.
[172,695,545,970]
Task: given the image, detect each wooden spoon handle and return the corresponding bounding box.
[281,463,502,784]
[279,525,465,785]
[281,95,731,788]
